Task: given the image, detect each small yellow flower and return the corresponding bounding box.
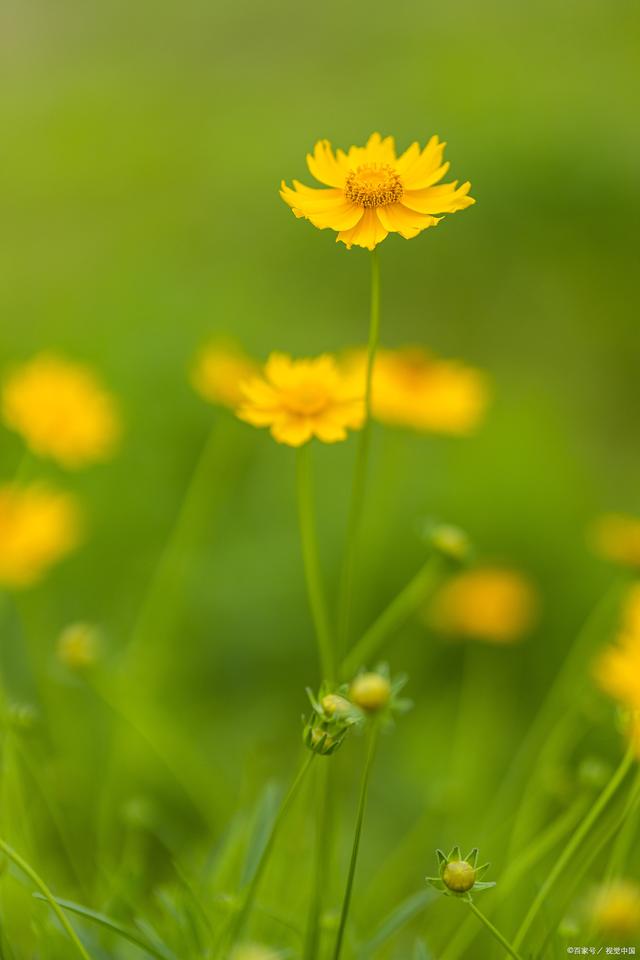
[2,354,121,469]
[350,672,391,712]
[231,945,279,960]
[588,880,640,938]
[590,513,640,568]
[57,622,100,670]
[237,353,363,447]
[281,133,474,250]
[594,585,640,755]
[343,347,488,434]
[190,338,259,410]
[0,484,82,589]
[427,567,539,644]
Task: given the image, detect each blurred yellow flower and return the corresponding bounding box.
[2,354,121,469]
[588,880,640,937]
[57,622,101,670]
[281,132,474,250]
[594,585,640,755]
[589,513,640,568]
[190,338,259,410]
[237,353,363,447]
[231,946,279,960]
[343,346,488,434]
[427,566,539,644]
[0,484,82,589]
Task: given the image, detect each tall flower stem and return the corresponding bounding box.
[296,445,335,682]
[465,900,523,960]
[0,838,91,960]
[512,737,635,952]
[228,752,315,948]
[338,249,381,656]
[303,760,331,960]
[332,722,378,960]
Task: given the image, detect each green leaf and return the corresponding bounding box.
[241,781,281,887]
[32,895,176,960]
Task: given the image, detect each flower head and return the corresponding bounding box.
[304,685,362,756]
[427,566,539,644]
[348,664,412,725]
[426,847,495,899]
[2,354,121,469]
[281,133,474,249]
[190,338,259,410]
[588,880,640,938]
[594,584,640,755]
[590,513,640,568]
[237,353,363,447]
[343,347,489,434]
[57,622,101,670]
[0,483,82,589]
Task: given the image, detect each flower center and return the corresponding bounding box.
[345,163,403,208]
[287,381,329,416]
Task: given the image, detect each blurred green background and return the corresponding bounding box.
[1,0,639,956]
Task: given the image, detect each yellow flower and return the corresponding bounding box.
[231,946,279,960]
[349,672,391,712]
[427,566,539,644]
[0,484,82,589]
[57,622,101,670]
[594,585,640,755]
[343,346,488,434]
[589,513,640,568]
[237,353,363,447]
[2,354,121,469]
[588,880,640,938]
[190,338,259,410]
[281,132,474,250]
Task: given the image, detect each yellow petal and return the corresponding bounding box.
[265,353,295,388]
[401,136,447,189]
[271,415,313,446]
[337,208,388,250]
[402,181,475,214]
[307,202,363,231]
[306,140,348,188]
[377,202,439,238]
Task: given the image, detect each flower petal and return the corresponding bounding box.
[402,181,475,214]
[377,202,440,238]
[271,414,313,446]
[401,136,447,189]
[306,140,348,188]
[337,208,388,250]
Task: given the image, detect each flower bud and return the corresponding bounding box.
[350,672,391,712]
[443,860,476,893]
[57,622,100,670]
[321,693,352,718]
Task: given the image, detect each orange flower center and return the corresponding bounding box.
[285,381,329,415]
[345,163,403,208]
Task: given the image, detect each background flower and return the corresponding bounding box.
[237,352,363,446]
[589,513,640,568]
[0,483,82,588]
[191,338,259,410]
[2,354,121,469]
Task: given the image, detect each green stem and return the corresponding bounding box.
[466,900,523,960]
[603,758,640,882]
[296,445,335,682]
[332,723,378,960]
[0,838,91,960]
[512,738,635,952]
[338,249,381,655]
[303,761,331,960]
[230,752,315,946]
[341,555,446,679]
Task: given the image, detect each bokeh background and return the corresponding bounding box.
[1,0,639,957]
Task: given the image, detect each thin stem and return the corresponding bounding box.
[229,752,315,946]
[332,723,378,960]
[338,249,381,655]
[604,757,640,882]
[340,554,446,679]
[466,900,523,960]
[0,838,91,960]
[512,737,635,952]
[303,761,331,960]
[296,445,335,682]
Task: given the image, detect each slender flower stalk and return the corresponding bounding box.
[338,250,381,654]
[512,738,635,952]
[229,752,315,947]
[0,838,92,960]
[465,900,523,960]
[332,722,379,960]
[296,445,335,682]
[341,554,446,678]
[303,761,332,960]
